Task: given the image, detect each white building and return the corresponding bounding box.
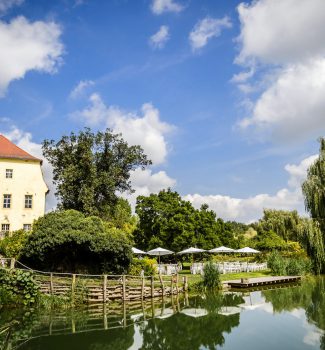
[0,135,48,236]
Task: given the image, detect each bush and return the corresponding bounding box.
[20,210,132,274]
[268,251,311,276]
[202,262,220,289]
[268,251,287,275]
[129,257,157,276]
[0,230,28,258]
[0,269,39,305]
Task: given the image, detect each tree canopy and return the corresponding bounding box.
[20,210,132,274]
[134,189,236,252]
[42,128,151,219]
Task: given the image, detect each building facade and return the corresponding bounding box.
[0,135,48,236]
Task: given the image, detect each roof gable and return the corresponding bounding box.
[0,135,41,162]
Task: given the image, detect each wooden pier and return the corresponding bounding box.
[225,276,301,289]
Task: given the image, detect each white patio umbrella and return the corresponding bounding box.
[236,247,260,271]
[236,247,260,254]
[132,247,147,255]
[181,308,208,318]
[177,247,206,265]
[177,247,206,254]
[209,246,235,253]
[218,306,241,316]
[147,247,174,264]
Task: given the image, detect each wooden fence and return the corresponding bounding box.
[0,258,188,302]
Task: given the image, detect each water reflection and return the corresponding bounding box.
[0,277,324,350]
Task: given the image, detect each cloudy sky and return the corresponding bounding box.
[0,0,324,222]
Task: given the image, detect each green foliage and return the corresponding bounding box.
[134,189,236,252]
[301,138,325,272]
[254,230,289,251]
[20,210,132,274]
[202,262,220,289]
[0,269,39,305]
[267,251,311,276]
[42,128,151,218]
[257,209,301,241]
[0,230,28,258]
[267,251,287,275]
[128,257,157,276]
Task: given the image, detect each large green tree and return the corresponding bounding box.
[20,210,132,274]
[302,138,325,273]
[42,128,151,219]
[134,189,233,252]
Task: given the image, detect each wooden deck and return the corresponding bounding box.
[224,276,301,288]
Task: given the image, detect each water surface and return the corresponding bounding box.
[1,277,324,350]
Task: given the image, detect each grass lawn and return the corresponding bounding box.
[179,269,273,287]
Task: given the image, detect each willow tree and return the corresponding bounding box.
[302,138,325,273]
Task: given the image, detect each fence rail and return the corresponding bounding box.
[0,258,188,302]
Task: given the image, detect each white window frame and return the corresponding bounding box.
[23,224,32,232]
[24,195,33,209]
[3,194,11,209]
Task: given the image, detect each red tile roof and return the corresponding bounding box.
[0,134,41,162]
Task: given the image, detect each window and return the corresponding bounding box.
[3,194,11,208]
[1,224,10,233]
[5,169,13,178]
[24,195,33,209]
[23,224,32,232]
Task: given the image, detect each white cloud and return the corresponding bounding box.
[122,168,176,208]
[151,0,183,15]
[236,0,325,65]
[235,0,325,143]
[0,0,23,15]
[1,126,56,211]
[71,93,175,165]
[239,58,325,142]
[149,25,170,49]
[189,16,232,51]
[69,80,94,99]
[0,16,63,96]
[184,155,316,223]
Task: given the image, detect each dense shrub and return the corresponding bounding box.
[0,230,28,258]
[128,257,157,276]
[20,210,132,274]
[202,262,220,289]
[267,251,311,276]
[0,269,39,305]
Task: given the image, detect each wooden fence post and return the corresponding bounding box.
[176,273,179,294]
[122,275,126,300]
[10,258,15,269]
[141,276,145,299]
[50,273,54,296]
[183,276,188,291]
[103,275,107,303]
[171,275,174,295]
[159,273,165,297]
[151,276,154,298]
[71,274,76,303]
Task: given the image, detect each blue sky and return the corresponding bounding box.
[1,0,324,222]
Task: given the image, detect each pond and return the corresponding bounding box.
[1,277,324,350]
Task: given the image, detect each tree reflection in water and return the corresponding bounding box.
[139,293,243,350]
[1,278,325,350]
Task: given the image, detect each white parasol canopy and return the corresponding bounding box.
[236,247,260,254]
[181,308,208,318]
[209,246,235,253]
[147,247,174,256]
[147,247,174,264]
[132,247,147,255]
[218,306,241,316]
[177,247,206,254]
